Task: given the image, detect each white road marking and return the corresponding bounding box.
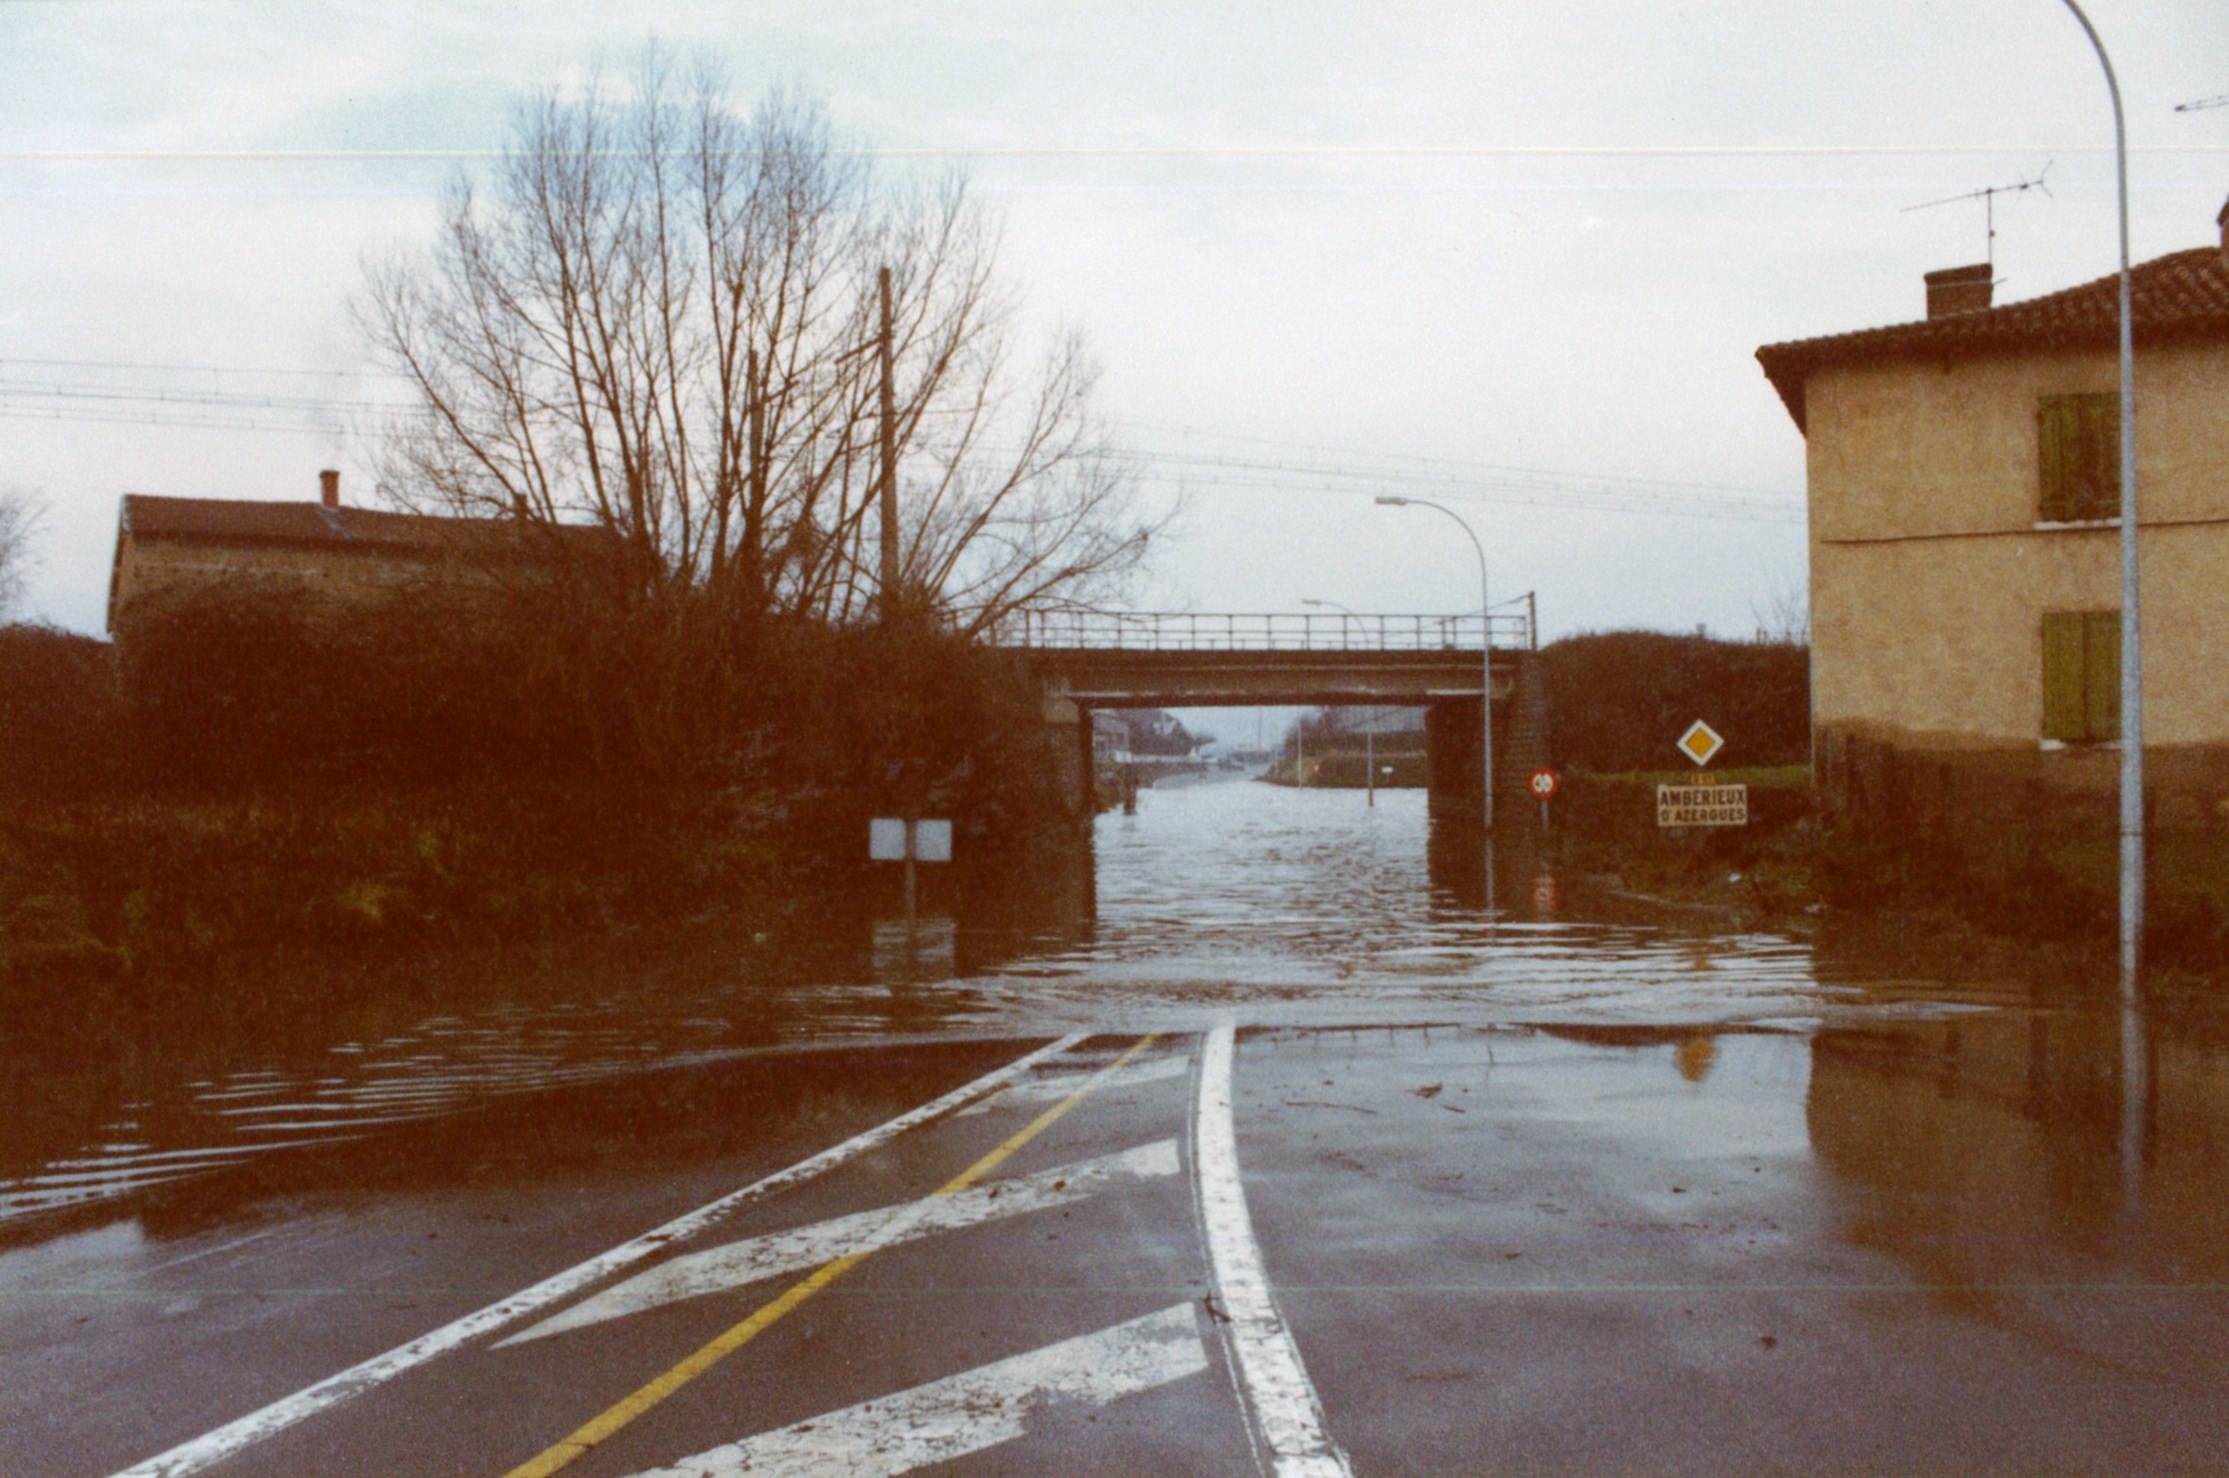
[951,1054,1190,1116]
[107,1034,1089,1478]
[502,1139,1179,1346]
[622,1303,1208,1477]
[1195,1021,1353,1477]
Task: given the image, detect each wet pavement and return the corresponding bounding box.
[5,779,2227,1474]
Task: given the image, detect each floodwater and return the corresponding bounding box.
[0,775,2218,1248]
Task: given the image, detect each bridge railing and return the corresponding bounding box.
[983,610,1531,652]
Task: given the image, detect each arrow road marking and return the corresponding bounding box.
[621,1303,1208,1478]
[107,1034,1089,1478]
[501,1035,1162,1478]
[500,1139,1180,1346]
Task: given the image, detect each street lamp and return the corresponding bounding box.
[2057,0,2146,1224]
[2055,0,2143,987]
[1375,497,1492,835]
[1302,598,1376,807]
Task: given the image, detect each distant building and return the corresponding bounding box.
[108,470,617,636]
[1089,709,1134,764]
[1755,196,2229,822]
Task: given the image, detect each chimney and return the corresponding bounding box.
[319,469,340,509]
[1924,263,1994,319]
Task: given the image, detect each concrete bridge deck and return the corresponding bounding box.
[987,612,1549,825]
[991,611,1529,707]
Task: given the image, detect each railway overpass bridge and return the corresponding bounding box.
[986,609,1549,825]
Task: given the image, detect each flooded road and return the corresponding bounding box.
[6,777,2227,1475]
[0,778,2197,1229]
[3,780,1839,1230]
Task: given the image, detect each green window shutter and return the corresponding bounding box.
[2042,612,2085,740]
[2075,395,2120,521]
[2084,610,2121,741]
[2038,393,2119,522]
[2039,399,2074,522]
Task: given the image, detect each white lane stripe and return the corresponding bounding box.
[951,1054,1190,1116]
[502,1139,1179,1346]
[108,1033,1089,1478]
[1195,1022,1352,1478]
[623,1303,1208,1478]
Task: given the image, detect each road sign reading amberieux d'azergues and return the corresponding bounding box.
[1658,720,1748,827]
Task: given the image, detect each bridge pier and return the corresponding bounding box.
[1039,690,1098,829]
[1425,651,1551,832]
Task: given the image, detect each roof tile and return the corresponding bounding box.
[1756,245,2229,431]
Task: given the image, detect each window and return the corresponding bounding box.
[2037,392,2119,523]
[2042,610,2119,742]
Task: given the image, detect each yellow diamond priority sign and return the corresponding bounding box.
[1677,720,1724,768]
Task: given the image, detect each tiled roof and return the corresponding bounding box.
[1756,245,2229,431]
[120,495,616,555]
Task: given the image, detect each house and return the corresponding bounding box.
[1755,197,2229,832]
[108,470,618,636]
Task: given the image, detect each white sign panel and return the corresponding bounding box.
[871,818,956,862]
[1657,783,1749,827]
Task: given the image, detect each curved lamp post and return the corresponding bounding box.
[2057,0,2146,1227]
[2056,0,2143,986]
[1375,496,1492,835]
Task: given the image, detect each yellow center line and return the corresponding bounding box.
[500,1033,1164,1478]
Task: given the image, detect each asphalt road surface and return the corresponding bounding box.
[7,1023,2228,1476]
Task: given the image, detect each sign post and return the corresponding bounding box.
[1528,767,1560,833]
[871,818,954,973]
[1657,721,1748,829]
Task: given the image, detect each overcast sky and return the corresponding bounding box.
[5,0,2226,641]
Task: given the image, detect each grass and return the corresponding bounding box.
[1578,764,1813,788]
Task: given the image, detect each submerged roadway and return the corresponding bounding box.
[9,1014,2226,1476]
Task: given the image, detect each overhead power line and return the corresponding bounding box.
[0,363,1802,524]
[0,355,411,381]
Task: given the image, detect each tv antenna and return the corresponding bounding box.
[1902,165,2052,270]
[2174,94,2229,113]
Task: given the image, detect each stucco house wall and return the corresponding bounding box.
[1804,342,2229,756]
[1758,202,2229,818]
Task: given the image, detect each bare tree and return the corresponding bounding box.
[0,488,43,621]
[1750,579,1810,647]
[361,55,1156,631]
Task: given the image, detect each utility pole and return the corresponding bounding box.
[878,266,899,622]
[745,345,765,605]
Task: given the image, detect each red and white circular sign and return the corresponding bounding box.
[1528,768,1561,800]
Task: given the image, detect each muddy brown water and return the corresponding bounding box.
[2,777,2219,1264]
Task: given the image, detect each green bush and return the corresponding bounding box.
[1542,630,1808,774]
[0,623,124,802]
[5,582,1071,986]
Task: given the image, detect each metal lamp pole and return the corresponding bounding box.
[1304,597,1376,807]
[2056,0,2143,985]
[1376,497,1492,835]
[2057,0,2146,1227]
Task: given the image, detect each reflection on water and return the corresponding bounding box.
[0,1002,755,1224]
[1807,1001,2229,1342]
[953,783,1830,1030]
[7,775,2222,1250]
